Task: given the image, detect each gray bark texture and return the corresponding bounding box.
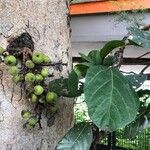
[0,0,73,150]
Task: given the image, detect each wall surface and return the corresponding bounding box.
[0,1,73,150]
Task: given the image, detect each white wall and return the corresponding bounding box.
[70,12,150,73]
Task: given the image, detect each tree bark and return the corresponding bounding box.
[0,0,73,150]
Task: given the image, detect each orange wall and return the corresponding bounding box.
[70,0,150,15]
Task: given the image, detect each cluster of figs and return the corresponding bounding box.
[0,46,58,129]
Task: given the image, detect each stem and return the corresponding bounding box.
[90,124,106,150]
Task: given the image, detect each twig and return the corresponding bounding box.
[10,84,15,103]
[137,52,150,59]
[140,65,150,74]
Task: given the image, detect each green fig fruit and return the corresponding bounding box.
[51,105,59,113]
[0,46,5,55]
[12,75,21,83]
[25,73,35,83]
[26,124,34,130]
[28,116,38,126]
[46,92,58,103]
[43,55,51,64]
[41,68,49,78]
[21,110,31,119]
[32,52,43,64]
[8,66,19,76]
[4,55,17,66]
[35,74,44,83]
[34,85,44,95]
[31,93,38,103]
[25,60,35,69]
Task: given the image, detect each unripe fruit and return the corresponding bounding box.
[4,55,17,66]
[34,85,44,95]
[46,92,58,103]
[35,74,44,83]
[31,93,38,103]
[25,73,35,83]
[12,75,21,83]
[25,60,35,69]
[28,117,38,126]
[41,68,49,78]
[51,105,59,113]
[43,55,51,64]
[21,110,31,119]
[0,46,5,55]
[8,66,19,76]
[26,124,34,130]
[32,52,43,64]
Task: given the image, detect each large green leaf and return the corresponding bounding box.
[128,27,150,49]
[56,123,93,150]
[84,66,139,131]
[100,40,125,60]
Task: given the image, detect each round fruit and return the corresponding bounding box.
[21,110,31,119]
[25,73,35,83]
[35,74,44,83]
[8,66,19,76]
[43,55,51,64]
[4,55,17,66]
[51,105,59,113]
[26,124,34,130]
[32,52,43,64]
[28,117,38,126]
[46,92,58,103]
[0,46,5,55]
[12,75,21,83]
[31,93,38,103]
[25,60,35,69]
[34,85,44,95]
[41,68,49,78]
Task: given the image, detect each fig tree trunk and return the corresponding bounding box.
[0,0,73,150]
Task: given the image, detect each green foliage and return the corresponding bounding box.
[126,73,147,89]
[48,70,83,97]
[56,123,93,150]
[74,64,88,78]
[128,27,150,48]
[84,65,139,131]
[124,90,150,138]
[100,40,125,60]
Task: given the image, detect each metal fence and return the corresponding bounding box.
[116,128,150,150]
[101,128,150,150]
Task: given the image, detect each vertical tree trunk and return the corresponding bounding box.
[0,0,73,149]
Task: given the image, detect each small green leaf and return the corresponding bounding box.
[68,70,79,96]
[56,123,93,150]
[74,64,88,77]
[88,50,102,65]
[84,66,139,131]
[79,53,94,63]
[100,40,125,60]
[49,73,83,98]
